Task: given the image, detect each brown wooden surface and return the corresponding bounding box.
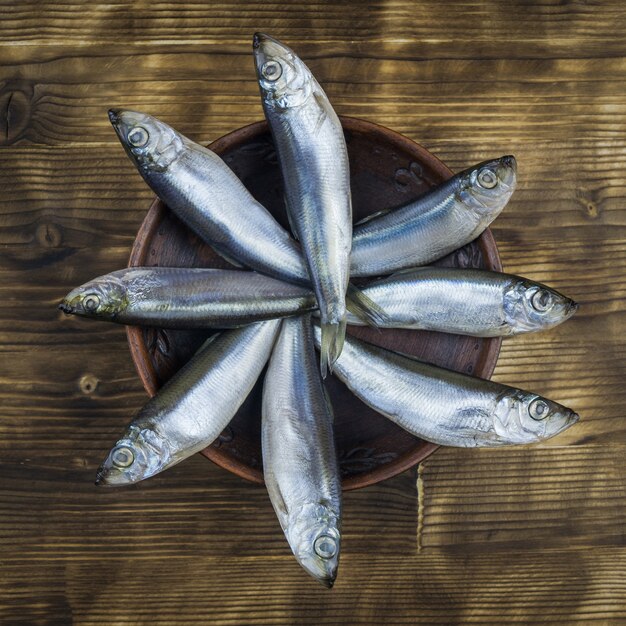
[0,2,624,624]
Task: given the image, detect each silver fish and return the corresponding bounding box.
[108,109,383,337]
[95,320,281,486]
[254,33,352,377]
[60,267,316,328]
[349,156,517,277]
[109,108,310,286]
[313,327,579,446]
[345,267,578,336]
[262,315,341,588]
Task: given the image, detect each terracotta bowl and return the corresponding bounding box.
[127,117,502,490]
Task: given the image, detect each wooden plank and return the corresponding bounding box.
[419,446,626,551]
[0,457,419,560]
[0,0,625,59]
[2,548,626,624]
[2,49,626,146]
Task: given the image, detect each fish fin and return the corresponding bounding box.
[322,383,335,423]
[319,320,346,378]
[313,91,331,134]
[283,194,299,241]
[354,208,392,226]
[346,282,390,328]
[211,244,246,269]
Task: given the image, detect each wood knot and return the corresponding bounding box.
[79,374,99,395]
[35,222,63,248]
[0,82,33,145]
[576,188,600,220]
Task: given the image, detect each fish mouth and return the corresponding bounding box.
[501,154,517,174]
[94,466,108,486]
[568,300,580,316]
[58,302,73,314]
[253,32,279,51]
[252,32,264,49]
[108,108,121,126]
[319,575,336,589]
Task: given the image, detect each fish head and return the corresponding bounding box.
[108,109,185,173]
[458,155,517,218]
[285,502,341,588]
[95,426,170,486]
[503,279,579,333]
[493,390,579,443]
[59,273,128,320]
[253,33,313,110]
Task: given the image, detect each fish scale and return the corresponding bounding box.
[262,315,341,587]
[350,155,518,277]
[254,33,352,376]
[313,326,579,447]
[95,320,282,486]
[61,267,317,328]
[344,267,578,336]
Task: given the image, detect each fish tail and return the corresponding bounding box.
[346,282,390,327]
[319,319,346,378]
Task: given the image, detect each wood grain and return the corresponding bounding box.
[1,0,625,623]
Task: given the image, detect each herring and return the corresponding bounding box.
[262,315,341,588]
[60,267,316,328]
[345,267,578,336]
[349,156,517,276]
[254,33,353,376]
[95,320,281,486]
[108,108,310,286]
[313,327,579,447]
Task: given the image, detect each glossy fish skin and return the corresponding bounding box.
[262,315,341,588]
[350,156,517,277]
[313,327,579,447]
[95,320,281,486]
[60,267,317,328]
[108,109,310,286]
[253,33,351,376]
[345,267,578,336]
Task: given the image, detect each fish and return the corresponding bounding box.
[59,267,317,328]
[262,315,341,588]
[95,319,281,486]
[349,156,517,277]
[108,109,385,339]
[344,267,578,336]
[253,33,353,377]
[312,326,579,447]
[108,108,310,286]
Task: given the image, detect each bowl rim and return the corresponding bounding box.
[126,115,503,490]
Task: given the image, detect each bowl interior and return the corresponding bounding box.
[127,117,502,490]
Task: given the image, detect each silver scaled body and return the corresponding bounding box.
[345,267,578,336]
[96,320,281,485]
[313,327,579,447]
[262,315,341,587]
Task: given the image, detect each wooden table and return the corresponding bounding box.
[1,2,625,623]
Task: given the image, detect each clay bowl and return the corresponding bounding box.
[127,117,502,490]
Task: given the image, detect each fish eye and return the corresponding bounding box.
[111,445,135,468]
[83,294,100,312]
[261,60,282,81]
[531,288,554,312]
[477,168,498,189]
[314,534,337,559]
[528,398,550,421]
[128,126,149,148]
